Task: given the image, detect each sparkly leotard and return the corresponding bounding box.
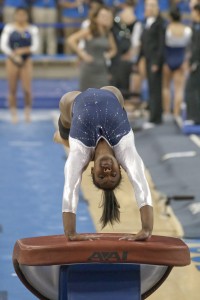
[0,24,39,60]
[70,88,131,147]
[63,88,152,213]
[9,30,32,60]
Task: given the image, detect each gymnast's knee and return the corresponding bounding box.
[58,117,70,140]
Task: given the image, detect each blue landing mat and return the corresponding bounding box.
[0,78,149,109]
[0,79,79,109]
[0,120,95,300]
[182,124,200,135]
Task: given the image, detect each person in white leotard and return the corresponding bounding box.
[54,86,153,242]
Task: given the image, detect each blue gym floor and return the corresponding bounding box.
[0,78,200,299]
[0,116,96,300]
[0,79,79,109]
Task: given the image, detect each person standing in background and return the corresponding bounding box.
[78,0,104,50]
[31,0,57,55]
[2,0,28,23]
[190,0,200,10]
[110,0,143,104]
[185,4,200,124]
[162,7,192,119]
[67,6,117,91]
[0,7,39,123]
[59,0,89,53]
[138,0,165,128]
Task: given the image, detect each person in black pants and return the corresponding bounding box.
[185,4,200,124]
[138,0,165,127]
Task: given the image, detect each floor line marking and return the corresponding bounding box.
[190,134,200,148]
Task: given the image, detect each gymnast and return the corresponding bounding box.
[54,86,153,241]
[0,7,39,123]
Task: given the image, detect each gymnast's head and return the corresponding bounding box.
[14,7,29,24]
[91,154,121,228]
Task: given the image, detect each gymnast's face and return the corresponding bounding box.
[91,155,121,190]
[14,9,29,24]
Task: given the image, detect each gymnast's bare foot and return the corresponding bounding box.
[24,107,31,123]
[10,108,18,124]
[53,130,69,147]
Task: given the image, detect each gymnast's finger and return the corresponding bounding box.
[119,235,134,241]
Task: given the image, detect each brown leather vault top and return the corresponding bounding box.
[13,233,191,267]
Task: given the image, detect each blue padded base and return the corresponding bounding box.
[182,124,200,135]
[59,264,141,300]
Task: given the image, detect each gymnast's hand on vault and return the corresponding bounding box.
[67,233,101,241]
[119,229,152,241]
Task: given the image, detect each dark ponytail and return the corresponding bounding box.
[92,172,121,228]
[169,6,181,22]
[99,190,120,228]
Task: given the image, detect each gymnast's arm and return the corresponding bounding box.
[0,24,22,65]
[114,131,153,241]
[62,139,100,241]
[0,24,39,65]
[0,24,14,56]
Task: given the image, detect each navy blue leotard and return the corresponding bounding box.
[70,88,131,147]
[9,30,32,60]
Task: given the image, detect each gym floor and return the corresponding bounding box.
[0,109,199,300]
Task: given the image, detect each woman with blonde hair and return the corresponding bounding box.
[67,6,117,91]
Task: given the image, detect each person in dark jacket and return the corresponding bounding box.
[138,0,165,127]
[185,4,200,124]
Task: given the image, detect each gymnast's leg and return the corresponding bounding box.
[20,58,33,122]
[6,58,20,123]
[54,91,81,147]
[101,86,124,108]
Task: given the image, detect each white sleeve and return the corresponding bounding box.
[131,22,143,48]
[0,24,13,56]
[62,138,92,214]
[29,25,39,53]
[114,131,152,209]
[185,26,192,44]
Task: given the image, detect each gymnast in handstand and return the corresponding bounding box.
[54,86,153,241]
